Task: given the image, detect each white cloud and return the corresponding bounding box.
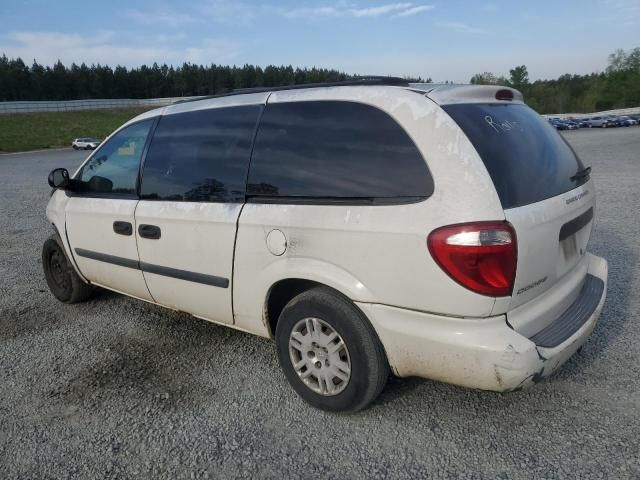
[0,31,240,67]
[124,9,199,27]
[184,39,241,64]
[436,21,488,34]
[197,0,256,25]
[601,0,640,26]
[349,3,413,17]
[124,1,256,27]
[283,2,434,19]
[394,5,435,17]
[281,6,340,18]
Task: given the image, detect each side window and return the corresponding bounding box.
[78,119,154,195]
[247,101,433,200]
[140,105,260,203]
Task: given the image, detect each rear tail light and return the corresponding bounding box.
[427,222,517,297]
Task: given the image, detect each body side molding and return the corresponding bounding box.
[74,248,229,288]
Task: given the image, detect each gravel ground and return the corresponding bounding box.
[1,128,639,479]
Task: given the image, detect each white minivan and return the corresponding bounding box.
[44,78,608,411]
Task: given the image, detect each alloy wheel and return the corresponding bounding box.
[288,317,351,396]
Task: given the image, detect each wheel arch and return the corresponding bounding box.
[46,190,89,283]
[263,277,370,339]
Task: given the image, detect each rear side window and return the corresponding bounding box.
[443,103,585,209]
[247,101,432,202]
[140,106,260,203]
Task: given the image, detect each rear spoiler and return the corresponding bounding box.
[409,83,524,105]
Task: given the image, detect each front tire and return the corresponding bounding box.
[275,287,389,412]
[42,234,93,303]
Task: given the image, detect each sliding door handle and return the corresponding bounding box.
[113,221,132,236]
[138,224,161,240]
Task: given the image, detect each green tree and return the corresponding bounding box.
[508,65,529,92]
[470,72,498,85]
[607,47,640,72]
[2,48,640,115]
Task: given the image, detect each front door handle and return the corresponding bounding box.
[113,221,132,236]
[138,224,161,240]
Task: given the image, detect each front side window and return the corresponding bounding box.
[247,101,433,201]
[140,106,260,203]
[77,119,154,195]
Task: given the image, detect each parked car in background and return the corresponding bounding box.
[569,117,589,128]
[564,120,579,130]
[72,137,101,150]
[549,118,568,130]
[618,116,638,126]
[586,116,610,128]
[604,116,621,127]
[43,80,608,411]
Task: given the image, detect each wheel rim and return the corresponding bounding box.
[288,317,351,396]
[49,249,69,289]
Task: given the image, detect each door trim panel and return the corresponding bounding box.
[74,248,229,288]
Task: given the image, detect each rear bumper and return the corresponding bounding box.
[357,253,608,392]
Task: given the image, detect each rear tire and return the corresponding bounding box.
[275,286,389,412]
[42,234,93,303]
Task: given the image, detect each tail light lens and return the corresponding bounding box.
[427,222,517,297]
[495,89,514,101]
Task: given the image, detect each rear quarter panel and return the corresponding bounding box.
[233,86,507,335]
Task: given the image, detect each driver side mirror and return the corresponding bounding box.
[48,168,70,189]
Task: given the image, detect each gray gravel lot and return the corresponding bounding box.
[1,128,639,479]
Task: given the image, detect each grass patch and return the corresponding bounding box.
[0,107,155,153]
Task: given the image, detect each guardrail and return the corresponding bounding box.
[0,97,204,114]
[2,97,639,117]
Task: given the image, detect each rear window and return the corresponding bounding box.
[247,101,433,202]
[443,103,585,209]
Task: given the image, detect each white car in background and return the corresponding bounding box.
[71,137,101,150]
[43,79,608,412]
[586,116,611,128]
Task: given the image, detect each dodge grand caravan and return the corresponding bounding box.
[43,78,608,412]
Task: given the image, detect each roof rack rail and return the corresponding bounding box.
[173,76,410,104]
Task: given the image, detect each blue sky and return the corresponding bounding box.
[1,0,638,82]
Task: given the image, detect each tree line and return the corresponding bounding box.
[1,47,638,113]
[470,47,640,113]
[0,57,427,103]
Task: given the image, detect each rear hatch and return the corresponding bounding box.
[442,101,594,312]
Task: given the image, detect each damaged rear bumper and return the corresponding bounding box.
[357,253,608,392]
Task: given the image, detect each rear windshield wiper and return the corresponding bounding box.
[570,166,591,182]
